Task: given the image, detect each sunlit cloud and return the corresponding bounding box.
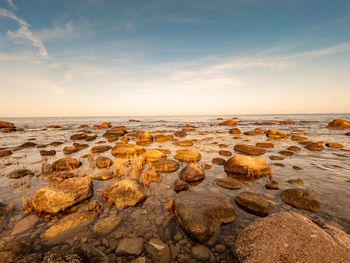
[6,0,17,10]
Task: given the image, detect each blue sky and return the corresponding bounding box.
[0,0,349,117]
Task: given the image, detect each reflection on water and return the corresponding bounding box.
[0,114,350,262]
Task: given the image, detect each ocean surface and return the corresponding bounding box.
[0,113,349,261]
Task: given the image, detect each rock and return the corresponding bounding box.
[93,215,122,233]
[173,140,193,146]
[256,142,274,148]
[144,149,167,163]
[79,124,89,128]
[174,150,201,163]
[174,179,189,192]
[174,131,187,137]
[265,180,279,189]
[279,150,294,156]
[327,119,350,129]
[0,150,12,158]
[269,155,284,160]
[233,212,350,263]
[32,177,93,214]
[11,215,39,235]
[224,155,272,180]
[137,131,153,140]
[147,238,171,263]
[71,244,109,263]
[216,177,242,189]
[42,251,83,263]
[155,135,173,142]
[305,142,324,151]
[234,144,266,155]
[266,130,285,139]
[244,129,265,136]
[73,143,89,150]
[174,191,235,242]
[0,121,16,129]
[116,238,144,256]
[52,158,82,171]
[0,242,28,263]
[49,141,64,146]
[287,178,305,187]
[0,203,7,228]
[178,163,205,182]
[111,143,145,158]
[291,135,308,142]
[18,142,36,148]
[40,150,56,156]
[219,150,232,156]
[70,133,88,140]
[234,192,270,216]
[120,136,129,143]
[287,146,301,151]
[346,132,350,136]
[91,145,111,154]
[229,128,241,134]
[212,157,225,165]
[43,211,96,238]
[47,125,61,129]
[136,139,153,146]
[63,146,80,154]
[7,169,34,179]
[202,163,212,169]
[102,179,147,209]
[191,244,215,262]
[293,165,303,170]
[280,188,320,212]
[326,142,343,148]
[96,156,113,168]
[275,120,293,125]
[153,159,180,173]
[100,122,111,129]
[219,120,237,126]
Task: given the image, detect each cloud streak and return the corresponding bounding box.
[6,0,17,10]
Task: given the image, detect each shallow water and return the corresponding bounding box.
[0,114,350,262]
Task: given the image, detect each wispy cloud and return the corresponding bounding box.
[6,0,17,10]
[0,8,48,58]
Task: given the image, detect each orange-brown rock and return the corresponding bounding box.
[219,120,237,126]
[234,144,266,156]
[0,150,12,157]
[47,125,61,129]
[229,128,241,134]
[155,135,173,142]
[266,130,285,139]
[256,143,274,148]
[0,121,15,129]
[305,142,324,151]
[327,119,350,129]
[100,122,111,129]
[325,142,343,148]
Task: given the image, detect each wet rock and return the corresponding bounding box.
[287,178,305,187]
[346,132,350,136]
[201,163,212,169]
[146,239,171,263]
[191,244,215,262]
[280,188,320,212]
[47,125,61,129]
[216,177,242,189]
[102,179,147,209]
[137,131,153,140]
[52,158,82,171]
[212,157,225,165]
[0,150,12,158]
[116,238,144,256]
[292,135,308,142]
[0,202,7,228]
[219,120,237,126]
[279,150,294,156]
[40,150,56,156]
[111,143,145,158]
[49,141,64,146]
[224,155,272,180]
[136,139,153,146]
[287,146,301,151]
[174,131,187,138]
[155,135,173,142]
[173,140,193,146]
[7,169,34,179]
[11,215,39,235]
[327,119,350,129]
[229,128,241,134]
[93,215,122,233]
[153,159,180,173]
[144,149,167,163]
[174,179,190,193]
[174,191,235,242]
[266,130,285,139]
[0,242,28,263]
[174,150,201,163]
[256,142,274,148]
[219,150,232,156]
[326,142,343,148]
[293,165,303,170]
[178,163,205,182]
[32,177,93,214]
[265,179,279,189]
[73,143,89,150]
[269,155,284,160]
[234,192,270,216]
[70,133,88,140]
[305,142,324,151]
[0,121,16,129]
[63,146,80,154]
[41,252,83,263]
[72,244,109,263]
[96,156,113,168]
[100,122,111,129]
[79,124,89,128]
[273,163,285,167]
[234,144,266,156]
[18,142,36,148]
[233,212,350,263]
[91,145,111,154]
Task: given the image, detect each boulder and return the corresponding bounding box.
[234,192,270,216]
[174,150,201,163]
[178,163,205,182]
[102,179,147,209]
[52,158,82,171]
[327,119,350,129]
[216,177,242,190]
[174,179,190,193]
[71,244,108,263]
[17,142,36,148]
[0,150,12,158]
[279,150,293,156]
[0,121,15,129]
[7,169,34,179]
[191,244,215,262]
[32,177,93,214]
[96,156,113,168]
[11,215,39,235]
[234,144,266,155]
[269,155,284,160]
[233,212,350,263]
[174,191,235,242]
[280,188,320,212]
[111,143,145,158]
[100,122,111,129]
[152,159,179,173]
[224,155,272,180]
[73,143,89,150]
[116,238,144,256]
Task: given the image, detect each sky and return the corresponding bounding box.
[0,0,350,117]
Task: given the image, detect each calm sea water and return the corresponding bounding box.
[0,113,349,261]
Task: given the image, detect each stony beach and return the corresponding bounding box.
[0,115,350,263]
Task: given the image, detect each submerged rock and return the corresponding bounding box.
[7,169,34,179]
[234,144,266,156]
[174,191,235,242]
[216,177,242,190]
[116,238,144,256]
[153,159,179,173]
[0,202,7,228]
[305,142,324,151]
[52,158,82,171]
[327,119,350,129]
[174,179,190,193]
[102,179,147,209]
[95,156,113,168]
[212,157,226,165]
[111,143,145,158]
[178,163,205,182]
[234,192,270,216]
[287,178,305,187]
[265,179,279,189]
[174,150,201,163]
[280,188,320,212]
[32,177,93,214]
[70,133,88,140]
[233,212,350,263]
[91,145,111,154]
[144,149,167,163]
[40,150,56,156]
[93,214,122,233]
[291,135,308,142]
